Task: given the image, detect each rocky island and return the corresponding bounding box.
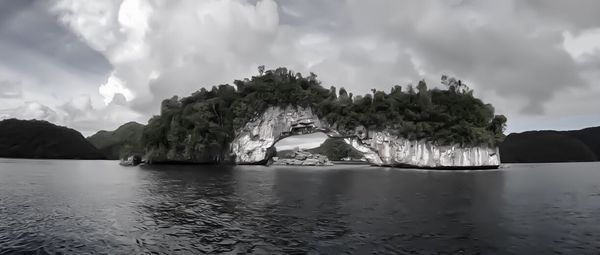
[137,67,506,169]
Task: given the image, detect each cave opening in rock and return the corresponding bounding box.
[271,132,368,163]
[273,132,328,156]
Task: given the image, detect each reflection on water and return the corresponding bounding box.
[1,160,600,254]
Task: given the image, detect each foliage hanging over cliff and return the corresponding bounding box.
[142,67,506,162]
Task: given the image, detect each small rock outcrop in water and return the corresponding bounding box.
[0,119,105,159]
[271,150,333,166]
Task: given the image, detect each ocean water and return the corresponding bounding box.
[1,159,599,254]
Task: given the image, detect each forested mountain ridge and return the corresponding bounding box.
[87,122,145,160]
[500,127,600,163]
[0,119,105,159]
[307,138,364,160]
[141,67,506,163]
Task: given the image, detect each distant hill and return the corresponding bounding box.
[277,138,363,161]
[500,127,600,163]
[0,119,105,159]
[308,138,363,160]
[87,122,145,160]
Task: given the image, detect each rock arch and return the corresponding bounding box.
[230,106,381,164]
[230,106,500,169]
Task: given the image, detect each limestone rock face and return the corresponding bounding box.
[353,131,500,168]
[230,106,500,168]
[230,106,329,164]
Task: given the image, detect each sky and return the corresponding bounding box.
[1,0,600,138]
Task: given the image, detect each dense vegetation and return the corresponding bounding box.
[87,122,145,160]
[142,67,506,162]
[500,127,600,163]
[0,119,105,159]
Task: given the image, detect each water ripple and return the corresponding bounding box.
[1,161,600,254]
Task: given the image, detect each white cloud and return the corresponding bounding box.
[563,28,600,61]
[51,0,122,54]
[52,0,282,114]
[57,94,145,136]
[274,132,328,151]
[98,73,135,104]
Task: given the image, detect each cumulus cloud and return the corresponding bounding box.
[51,0,280,114]
[98,73,135,104]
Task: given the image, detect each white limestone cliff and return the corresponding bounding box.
[230,106,500,168]
[351,131,500,168]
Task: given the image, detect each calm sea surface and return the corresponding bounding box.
[1,159,600,254]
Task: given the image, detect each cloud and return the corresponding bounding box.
[275,132,328,150]
[516,0,600,30]
[0,80,23,98]
[56,94,145,136]
[98,73,134,104]
[49,0,597,117]
[51,0,280,114]
[0,101,66,124]
[0,0,111,111]
[563,28,600,61]
[0,94,145,136]
[0,0,597,135]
